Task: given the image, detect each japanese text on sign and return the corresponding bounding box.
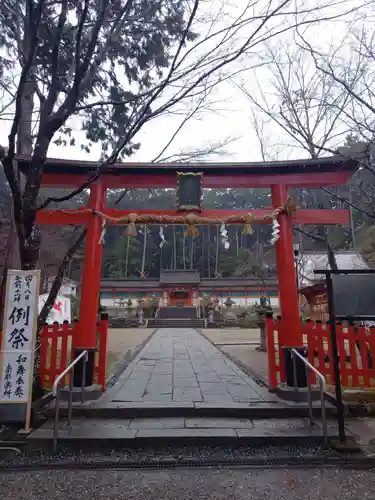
[0,271,39,403]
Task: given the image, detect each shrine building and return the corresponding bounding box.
[99,270,279,309]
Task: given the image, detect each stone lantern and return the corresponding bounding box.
[137,297,145,325]
[124,298,132,318]
[254,297,272,352]
[223,297,237,325]
[224,297,235,308]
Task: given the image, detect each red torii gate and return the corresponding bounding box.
[17,154,358,386]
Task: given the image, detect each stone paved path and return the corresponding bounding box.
[101,328,278,405]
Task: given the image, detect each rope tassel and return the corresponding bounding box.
[242,212,253,235]
[126,213,138,237]
[184,213,200,237]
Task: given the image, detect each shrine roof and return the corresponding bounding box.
[16,153,359,177]
[100,276,279,289]
[160,270,200,285]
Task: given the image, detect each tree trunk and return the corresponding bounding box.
[326,239,338,271]
[38,230,87,326]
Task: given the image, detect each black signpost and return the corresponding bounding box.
[315,268,375,445]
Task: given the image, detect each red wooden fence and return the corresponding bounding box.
[40,318,108,391]
[266,316,375,390]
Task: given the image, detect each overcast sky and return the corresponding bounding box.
[0,0,369,164]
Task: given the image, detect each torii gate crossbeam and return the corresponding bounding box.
[17,154,358,387]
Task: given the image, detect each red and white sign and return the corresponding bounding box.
[38,294,71,324]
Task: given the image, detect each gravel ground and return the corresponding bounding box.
[0,467,374,499]
[0,444,346,468]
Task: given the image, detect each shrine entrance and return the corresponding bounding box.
[17,153,358,389]
[168,288,192,307]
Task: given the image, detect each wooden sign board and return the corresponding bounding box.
[0,270,40,431]
[332,273,375,319]
[176,172,203,211]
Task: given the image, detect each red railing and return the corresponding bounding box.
[40,321,74,390]
[40,317,108,391]
[266,316,375,390]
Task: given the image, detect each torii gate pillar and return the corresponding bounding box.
[271,184,302,348]
[74,181,106,386]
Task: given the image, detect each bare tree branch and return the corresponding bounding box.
[38,228,87,326]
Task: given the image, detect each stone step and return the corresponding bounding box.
[108,318,139,328]
[41,401,338,420]
[27,416,343,449]
[158,306,198,319]
[148,319,205,328]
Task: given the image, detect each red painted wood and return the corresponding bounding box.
[269,319,375,390]
[325,323,335,384]
[347,326,359,386]
[41,170,353,188]
[271,185,302,348]
[40,325,49,388]
[337,323,349,386]
[77,181,106,349]
[36,208,350,226]
[49,323,59,385]
[103,287,161,292]
[358,325,371,386]
[60,322,69,382]
[293,210,349,225]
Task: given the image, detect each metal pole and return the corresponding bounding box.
[306,365,314,425]
[53,386,60,454]
[320,379,328,446]
[292,350,298,391]
[81,353,87,403]
[68,368,73,427]
[326,273,346,443]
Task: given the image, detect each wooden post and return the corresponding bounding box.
[75,181,106,386]
[271,184,302,348]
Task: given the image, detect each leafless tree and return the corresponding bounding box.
[0,0,363,326]
[237,42,357,266]
[294,16,375,236]
[238,42,352,159]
